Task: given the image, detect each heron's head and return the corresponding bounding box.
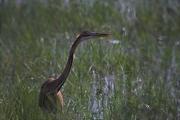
[77,31,110,39]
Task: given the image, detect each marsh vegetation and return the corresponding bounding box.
[0,0,179,120]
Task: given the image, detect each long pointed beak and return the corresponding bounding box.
[89,32,111,37]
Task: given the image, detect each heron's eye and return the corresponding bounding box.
[82,31,89,35]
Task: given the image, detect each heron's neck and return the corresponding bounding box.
[56,37,81,90]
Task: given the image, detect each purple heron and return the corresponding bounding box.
[39,31,110,113]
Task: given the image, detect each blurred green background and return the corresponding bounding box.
[0,0,180,120]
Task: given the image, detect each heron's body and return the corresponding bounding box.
[39,31,109,113]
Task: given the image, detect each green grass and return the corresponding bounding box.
[0,1,179,120]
